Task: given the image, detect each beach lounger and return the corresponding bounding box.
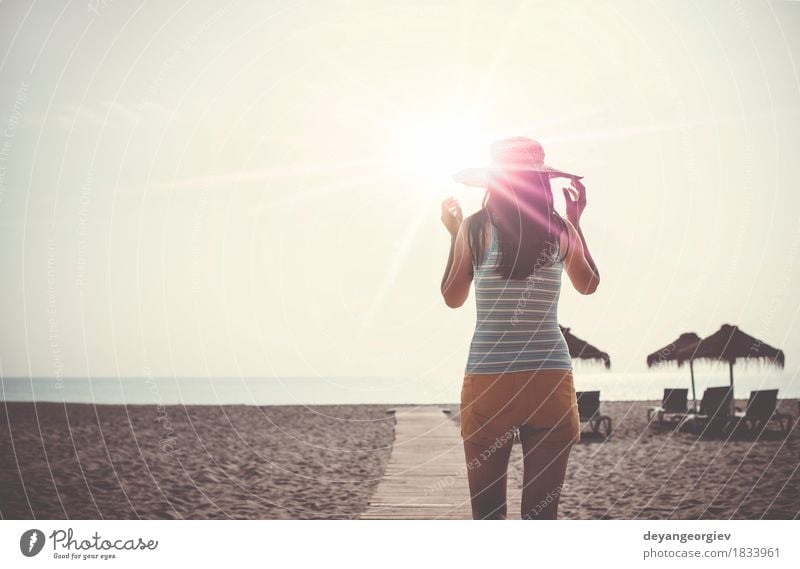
[678,386,732,435]
[647,388,690,424]
[724,389,793,435]
[575,391,612,437]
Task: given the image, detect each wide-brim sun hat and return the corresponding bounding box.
[453,136,582,187]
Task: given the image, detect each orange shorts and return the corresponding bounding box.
[460,368,581,448]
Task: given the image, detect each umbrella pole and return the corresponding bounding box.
[729,359,735,415]
[689,360,697,412]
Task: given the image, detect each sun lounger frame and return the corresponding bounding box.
[575,390,612,437]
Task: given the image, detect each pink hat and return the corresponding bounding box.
[453,136,582,187]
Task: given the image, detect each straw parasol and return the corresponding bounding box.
[646,332,702,409]
[677,324,785,414]
[559,325,611,369]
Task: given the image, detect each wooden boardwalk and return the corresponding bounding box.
[362,408,523,520]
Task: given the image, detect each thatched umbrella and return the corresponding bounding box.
[678,324,785,382]
[646,332,702,409]
[559,325,611,369]
[677,324,785,412]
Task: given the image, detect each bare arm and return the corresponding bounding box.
[575,222,599,277]
[440,198,473,308]
[560,178,600,295]
[561,219,600,294]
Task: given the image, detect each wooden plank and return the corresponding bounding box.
[360,409,483,520]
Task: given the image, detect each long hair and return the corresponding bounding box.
[467,169,566,280]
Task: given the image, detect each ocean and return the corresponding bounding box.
[2,368,798,405]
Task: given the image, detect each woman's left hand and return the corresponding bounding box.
[440,197,463,237]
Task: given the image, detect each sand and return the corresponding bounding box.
[2,399,798,519]
[0,402,394,519]
[445,399,800,519]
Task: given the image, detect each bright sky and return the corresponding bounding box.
[0,0,799,382]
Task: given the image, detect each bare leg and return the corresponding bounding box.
[463,438,513,520]
[519,430,573,520]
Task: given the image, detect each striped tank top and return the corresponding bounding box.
[465,221,573,374]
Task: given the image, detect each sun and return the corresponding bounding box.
[390,115,491,183]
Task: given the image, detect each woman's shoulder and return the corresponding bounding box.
[560,215,579,240]
[464,209,492,239]
[464,208,488,228]
[556,215,579,259]
[462,209,493,263]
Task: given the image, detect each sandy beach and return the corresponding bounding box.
[1,399,798,519]
[0,402,394,519]
[446,399,800,519]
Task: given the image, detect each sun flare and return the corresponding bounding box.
[390,116,491,183]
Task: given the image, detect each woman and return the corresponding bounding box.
[440,137,600,520]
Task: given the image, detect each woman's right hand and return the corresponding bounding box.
[562,177,587,226]
[440,197,463,237]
